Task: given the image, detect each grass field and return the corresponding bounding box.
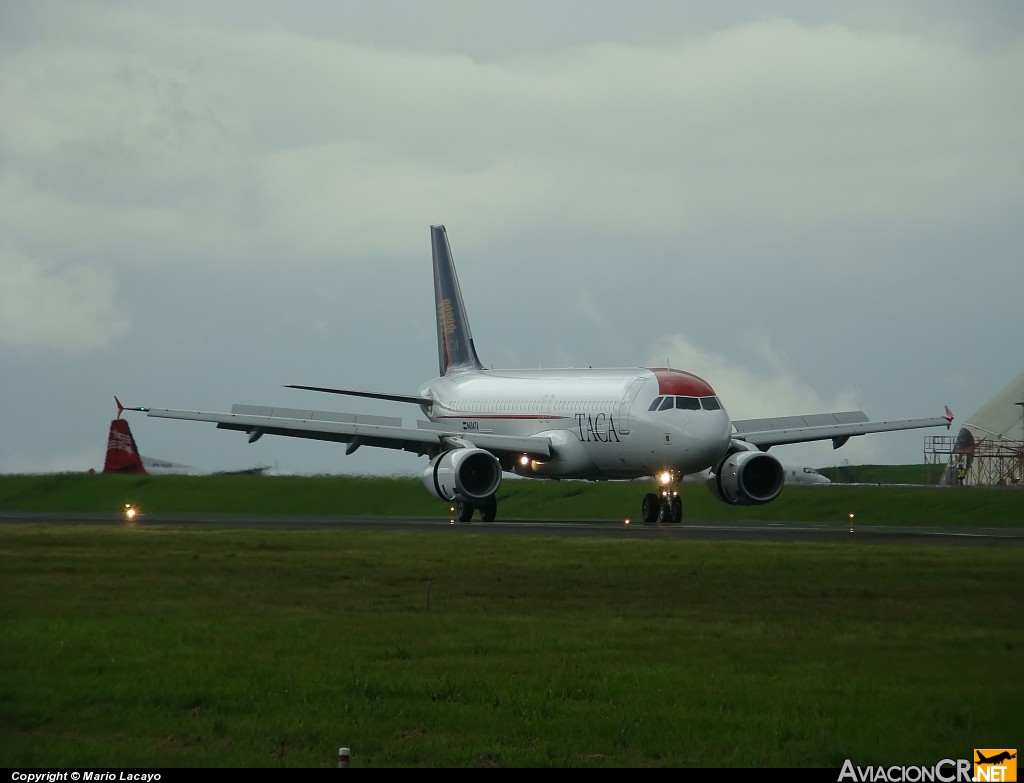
[1,471,1022,526]
[2,473,1022,768]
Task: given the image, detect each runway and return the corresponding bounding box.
[2,511,1022,546]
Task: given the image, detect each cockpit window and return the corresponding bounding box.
[651,395,722,413]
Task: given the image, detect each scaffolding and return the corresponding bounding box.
[925,434,1024,487]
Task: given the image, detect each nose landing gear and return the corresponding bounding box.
[641,472,683,525]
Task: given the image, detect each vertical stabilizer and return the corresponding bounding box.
[431,225,484,375]
[103,416,148,474]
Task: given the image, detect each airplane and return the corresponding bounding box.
[105,397,272,476]
[977,751,1016,765]
[786,465,831,485]
[121,224,954,524]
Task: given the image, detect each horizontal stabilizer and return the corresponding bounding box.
[285,384,431,406]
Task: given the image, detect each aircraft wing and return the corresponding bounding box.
[141,404,552,460]
[731,407,954,450]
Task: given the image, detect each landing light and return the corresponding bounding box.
[124,503,139,524]
[519,454,530,467]
[659,471,672,485]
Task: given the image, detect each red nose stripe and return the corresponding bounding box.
[650,368,716,396]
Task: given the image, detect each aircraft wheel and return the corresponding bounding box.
[479,495,497,522]
[455,500,474,523]
[641,493,660,525]
[670,496,682,524]
[658,499,672,524]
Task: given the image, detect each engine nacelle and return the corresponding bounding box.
[706,449,785,505]
[422,447,502,502]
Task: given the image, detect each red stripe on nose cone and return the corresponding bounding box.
[650,368,716,396]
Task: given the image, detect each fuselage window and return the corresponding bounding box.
[700,396,722,411]
[675,396,701,410]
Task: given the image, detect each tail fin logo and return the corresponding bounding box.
[975,749,1017,782]
[103,398,148,474]
[431,224,483,375]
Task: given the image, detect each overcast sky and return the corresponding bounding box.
[2,1,1022,479]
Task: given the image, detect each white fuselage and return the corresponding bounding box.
[420,366,733,480]
[785,466,831,485]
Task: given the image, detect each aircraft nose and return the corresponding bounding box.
[678,410,731,470]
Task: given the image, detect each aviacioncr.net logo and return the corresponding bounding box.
[974,749,1017,782]
[838,758,973,782]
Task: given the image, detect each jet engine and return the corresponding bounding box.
[422,447,502,502]
[706,448,785,505]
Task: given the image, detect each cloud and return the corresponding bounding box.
[0,41,241,183]
[0,445,104,475]
[650,330,888,465]
[5,14,1019,269]
[0,247,127,353]
[259,142,554,257]
[0,4,1016,477]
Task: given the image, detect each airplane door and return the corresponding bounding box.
[542,393,554,424]
[616,376,646,435]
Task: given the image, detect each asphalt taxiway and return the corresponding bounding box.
[1,512,1021,546]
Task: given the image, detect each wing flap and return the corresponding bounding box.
[143,405,552,460]
[734,412,953,450]
[732,411,870,434]
[147,406,442,455]
[230,404,403,428]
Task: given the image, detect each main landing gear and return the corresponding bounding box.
[454,495,497,523]
[641,471,683,525]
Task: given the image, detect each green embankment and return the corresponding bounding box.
[1,471,1021,526]
[2,470,1021,768]
[817,463,948,485]
[2,525,1021,768]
